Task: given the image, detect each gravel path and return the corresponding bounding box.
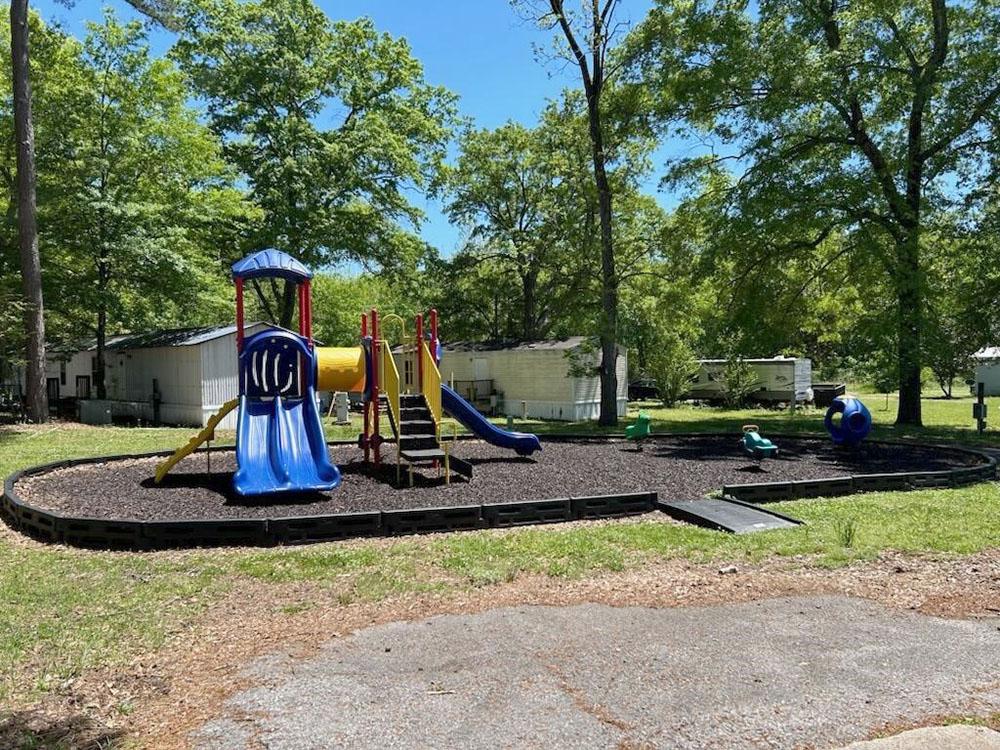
[191,595,1000,750]
[15,436,979,522]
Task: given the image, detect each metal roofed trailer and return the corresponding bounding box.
[689,357,813,404]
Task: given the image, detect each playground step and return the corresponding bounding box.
[400,406,431,419]
[400,419,436,434]
[399,434,439,449]
[400,448,448,463]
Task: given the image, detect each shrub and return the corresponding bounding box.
[720,355,761,408]
[647,339,699,407]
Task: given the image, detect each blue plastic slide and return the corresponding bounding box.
[233,386,341,496]
[441,383,541,456]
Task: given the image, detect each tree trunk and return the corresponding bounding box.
[95,309,107,400]
[588,103,619,427]
[895,231,922,425]
[520,269,538,340]
[10,0,47,423]
[95,259,109,400]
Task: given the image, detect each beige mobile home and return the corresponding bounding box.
[411,337,627,421]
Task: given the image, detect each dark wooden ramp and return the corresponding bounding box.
[659,497,802,534]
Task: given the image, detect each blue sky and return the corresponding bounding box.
[33,0,675,257]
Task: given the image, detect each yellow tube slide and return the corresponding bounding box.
[316,346,366,392]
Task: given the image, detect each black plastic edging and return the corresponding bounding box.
[2,460,660,550]
[719,435,996,503]
[4,432,995,550]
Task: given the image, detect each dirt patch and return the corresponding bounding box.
[8,546,994,750]
[14,436,979,522]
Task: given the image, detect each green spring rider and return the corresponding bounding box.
[626,412,652,448]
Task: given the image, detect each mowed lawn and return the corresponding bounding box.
[1,391,999,710]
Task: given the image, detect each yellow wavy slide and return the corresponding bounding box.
[154,398,239,484]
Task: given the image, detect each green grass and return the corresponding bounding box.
[0,389,998,709]
[512,387,1000,445]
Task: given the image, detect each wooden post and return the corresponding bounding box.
[976,382,987,434]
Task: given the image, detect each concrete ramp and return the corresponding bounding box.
[659,496,802,533]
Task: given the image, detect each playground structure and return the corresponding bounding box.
[824,396,872,447]
[156,250,540,496]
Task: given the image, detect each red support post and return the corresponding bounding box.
[297,282,306,337]
[235,277,245,353]
[303,280,313,346]
[429,308,438,363]
[415,313,424,391]
[371,308,381,467]
[361,313,369,463]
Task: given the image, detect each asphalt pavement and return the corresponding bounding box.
[193,595,1000,750]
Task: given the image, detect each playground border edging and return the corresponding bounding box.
[721,439,996,503]
[3,434,994,549]
[1,446,659,549]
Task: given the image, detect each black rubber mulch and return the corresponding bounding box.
[13,435,979,522]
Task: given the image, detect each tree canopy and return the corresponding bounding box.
[626,0,1000,423]
[172,0,458,324]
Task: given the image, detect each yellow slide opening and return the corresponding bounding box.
[316,346,366,393]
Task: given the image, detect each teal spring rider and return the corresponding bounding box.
[825,396,872,447]
[741,424,778,459]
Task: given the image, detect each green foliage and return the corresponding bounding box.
[173,0,458,289]
[628,0,1000,424]
[0,10,244,387]
[439,93,666,345]
[647,336,699,407]
[443,121,583,340]
[720,355,761,409]
[311,272,432,347]
[835,518,857,548]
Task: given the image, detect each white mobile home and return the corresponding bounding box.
[689,357,813,404]
[973,348,1000,395]
[412,337,627,421]
[14,336,126,409]
[93,323,274,428]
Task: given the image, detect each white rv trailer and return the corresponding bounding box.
[688,357,813,404]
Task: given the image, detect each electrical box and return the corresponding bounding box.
[973,403,987,420]
[334,391,350,425]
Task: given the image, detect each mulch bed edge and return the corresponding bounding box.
[3,433,994,550]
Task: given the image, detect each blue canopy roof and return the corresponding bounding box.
[231,250,313,281]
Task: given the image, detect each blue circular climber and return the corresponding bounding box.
[824,396,872,446]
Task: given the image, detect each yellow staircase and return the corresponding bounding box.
[154,399,238,483]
